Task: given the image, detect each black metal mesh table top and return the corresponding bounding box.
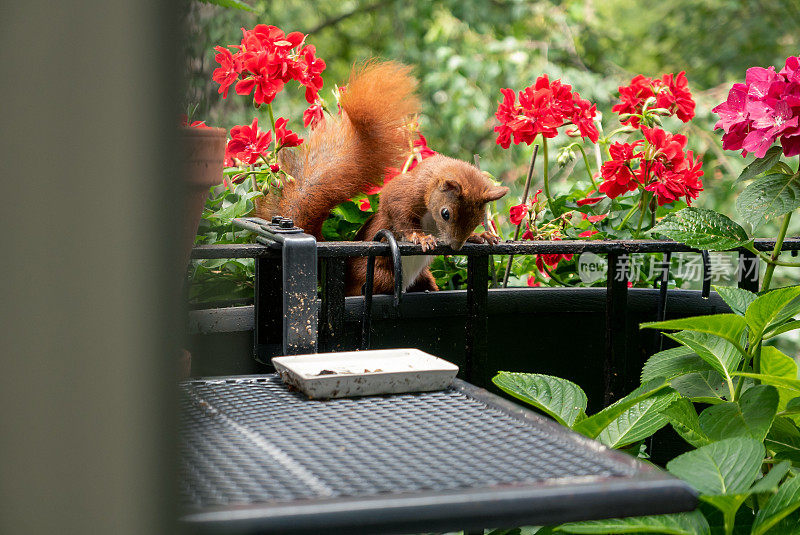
[179,375,696,534]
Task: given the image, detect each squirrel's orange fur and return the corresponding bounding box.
[260,61,508,296]
[258,61,419,239]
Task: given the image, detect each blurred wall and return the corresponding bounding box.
[0,1,179,533]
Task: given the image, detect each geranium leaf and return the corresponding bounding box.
[641,314,748,353]
[650,207,751,251]
[555,511,710,534]
[596,388,680,448]
[737,172,800,230]
[572,379,669,438]
[661,397,711,448]
[492,372,587,427]
[752,474,800,535]
[745,286,800,342]
[666,437,764,496]
[698,385,779,442]
[713,286,757,316]
[735,146,783,184]
[641,346,714,383]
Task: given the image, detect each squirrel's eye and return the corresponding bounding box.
[440,207,450,221]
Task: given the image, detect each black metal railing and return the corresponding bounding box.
[190,216,800,402]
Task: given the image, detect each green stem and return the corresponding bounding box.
[267,103,278,159]
[542,263,571,287]
[573,144,598,190]
[542,138,559,217]
[635,191,650,238]
[616,202,640,230]
[761,212,793,292]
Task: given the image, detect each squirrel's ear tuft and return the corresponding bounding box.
[440,178,463,195]
[483,186,508,202]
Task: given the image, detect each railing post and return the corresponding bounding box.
[254,257,282,364]
[319,257,346,352]
[281,233,319,355]
[465,254,489,386]
[738,250,760,293]
[605,252,629,405]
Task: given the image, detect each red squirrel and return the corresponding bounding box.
[257,61,508,296]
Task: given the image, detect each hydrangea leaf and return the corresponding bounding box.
[736,172,800,231]
[745,285,800,342]
[596,388,679,448]
[641,346,713,383]
[752,474,800,535]
[572,379,669,438]
[698,385,778,442]
[713,286,757,316]
[666,437,764,496]
[555,511,710,534]
[735,146,784,184]
[641,314,748,353]
[492,372,587,427]
[650,207,751,251]
[661,397,711,448]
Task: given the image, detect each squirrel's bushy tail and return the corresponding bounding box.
[261,61,420,239]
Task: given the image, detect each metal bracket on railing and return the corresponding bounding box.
[361,229,403,350]
[234,216,318,357]
[700,250,711,299]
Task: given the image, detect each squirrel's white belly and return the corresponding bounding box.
[401,255,434,291]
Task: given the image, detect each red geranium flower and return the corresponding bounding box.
[598,141,642,198]
[494,76,598,147]
[212,46,239,99]
[303,103,325,129]
[613,73,695,126]
[226,118,272,165]
[579,229,599,238]
[274,117,303,147]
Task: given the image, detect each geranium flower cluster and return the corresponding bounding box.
[211,25,323,172]
[712,56,800,158]
[598,73,703,206]
[494,75,599,148]
[599,127,703,206]
[212,24,326,106]
[224,117,303,166]
[612,72,695,128]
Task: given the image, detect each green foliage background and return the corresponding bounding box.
[183,0,800,299]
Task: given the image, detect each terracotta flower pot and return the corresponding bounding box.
[180,126,227,271]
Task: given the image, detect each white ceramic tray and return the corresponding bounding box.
[272,349,459,399]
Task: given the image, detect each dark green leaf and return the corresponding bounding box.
[735,146,783,183]
[596,388,679,448]
[641,314,747,353]
[665,332,742,398]
[766,418,800,462]
[752,474,800,535]
[661,397,710,448]
[749,461,791,494]
[641,346,714,383]
[737,173,800,230]
[670,371,728,403]
[713,286,757,316]
[666,437,764,496]
[555,511,710,534]
[650,208,751,251]
[572,379,669,438]
[698,385,779,442]
[492,372,587,427]
[746,286,800,341]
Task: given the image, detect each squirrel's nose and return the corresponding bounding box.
[450,239,467,251]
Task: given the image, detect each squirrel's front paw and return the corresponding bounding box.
[406,231,438,252]
[467,231,501,245]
